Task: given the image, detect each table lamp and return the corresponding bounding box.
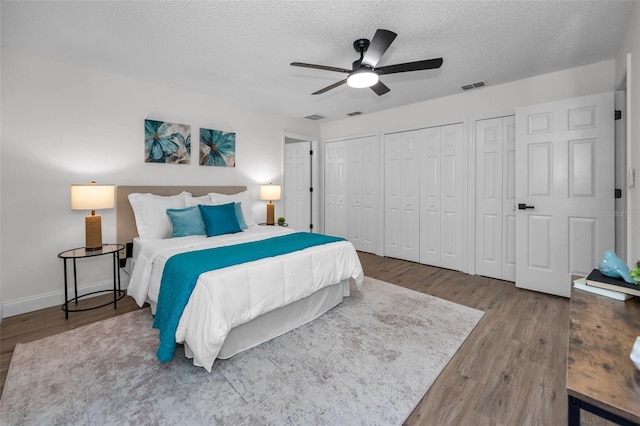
[71,182,115,250]
[260,183,281,225]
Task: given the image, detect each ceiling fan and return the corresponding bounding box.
[291,29,443,96]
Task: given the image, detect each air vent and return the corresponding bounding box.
[461,81,487,91]
[347,111,362,117]
[304,113,326,120]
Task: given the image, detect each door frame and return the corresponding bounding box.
[616,53,633,265]
[282,131,318,233]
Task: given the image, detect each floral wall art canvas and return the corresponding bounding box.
[144,119,191,164]
[200,128,236,167]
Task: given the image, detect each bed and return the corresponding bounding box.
[117,186,364,372]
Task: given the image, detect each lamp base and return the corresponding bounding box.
[266,202,275,226]
[85,214,103,251]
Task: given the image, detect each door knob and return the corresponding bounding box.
[518,203,535,210]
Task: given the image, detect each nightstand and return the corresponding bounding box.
[58,244,126,319]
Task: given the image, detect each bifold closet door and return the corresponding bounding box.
[419,123,465,269]
[324,141,347,238]
[384,130,421,262]
[348,135,379,254]
[475,116,516,281]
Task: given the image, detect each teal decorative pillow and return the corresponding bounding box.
[198,203,243,237]
[166,206,206,238]
[234,202,248,229]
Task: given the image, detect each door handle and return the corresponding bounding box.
[518,203,535,210]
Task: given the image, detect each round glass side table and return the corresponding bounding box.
[57,244,126,319]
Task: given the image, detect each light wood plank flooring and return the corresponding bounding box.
[0,252,615,424]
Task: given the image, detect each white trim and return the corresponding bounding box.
[322,131,378,144]
[2,276,130,318]
[625,53,633,265]
[614,89,627,261]
[381,120,465,137]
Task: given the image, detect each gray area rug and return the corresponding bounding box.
[1,277,483,426]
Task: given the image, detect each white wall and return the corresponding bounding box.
[321,59,615,140]
[615,2,640,266]
[0,49,320,317]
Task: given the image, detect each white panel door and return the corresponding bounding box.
[475,116,516,281]
[419,127,441,266]
[385,130,421,262]
[502,118,517,281]
[515,92,615,297]
[347,135,379,253]
[419,123,464,269]
[283,140,311,232]
[439,123,465,270]
[324,141,348,238]
[348,138,364,249]
[475,118,503,279]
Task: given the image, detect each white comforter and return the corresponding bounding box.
[127,226,364,371]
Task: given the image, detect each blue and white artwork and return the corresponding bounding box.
[200,128,236,167]
[144,119,191,164]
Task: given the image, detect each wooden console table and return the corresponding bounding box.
[567,287,640,425]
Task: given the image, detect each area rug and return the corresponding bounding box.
[0,277,483,425]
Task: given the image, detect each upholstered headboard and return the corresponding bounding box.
[116,185,247,252]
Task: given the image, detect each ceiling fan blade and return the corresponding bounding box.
[370,81,390,96]
[362,29,397,68]
[291,62,351,74]
[376,58,443,75]
[312,79,347,95]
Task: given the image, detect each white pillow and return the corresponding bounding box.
[128,192,187,240]
[209,190,256,226]
[184,193,214,207]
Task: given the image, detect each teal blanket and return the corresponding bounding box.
[153,232,345,362]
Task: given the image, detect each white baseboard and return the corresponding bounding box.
[2,275,130,318]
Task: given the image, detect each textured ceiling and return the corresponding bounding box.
[1,1,634,121]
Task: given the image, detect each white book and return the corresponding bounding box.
[573,277,634,301]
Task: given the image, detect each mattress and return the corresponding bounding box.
[130,225,296,311]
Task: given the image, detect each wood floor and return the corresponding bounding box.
[0,252,614,425]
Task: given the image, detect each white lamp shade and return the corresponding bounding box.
[347,70,379,88]
[260,184,281,201]
[71,183,115,211]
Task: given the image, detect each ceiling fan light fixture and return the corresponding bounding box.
[291,29,443,96]
[347,70,379,88]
